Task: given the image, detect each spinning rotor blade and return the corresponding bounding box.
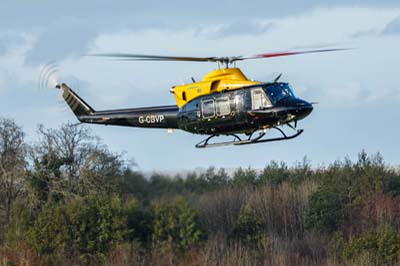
[88,53,220,62]
[239,48,348,61]
[89,47,348,65]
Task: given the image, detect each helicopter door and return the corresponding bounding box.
[251,87,271,109]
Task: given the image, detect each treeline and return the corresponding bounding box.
[0,117,400,266]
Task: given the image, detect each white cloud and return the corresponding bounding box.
[0,70,5,92]
[0,32,41,90]
[2,7,399,109]
[383,15,400,34]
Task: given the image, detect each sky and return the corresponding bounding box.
[0,1,399,172]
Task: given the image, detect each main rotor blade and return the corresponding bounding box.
[239,48,348,60]
[88,47,349,65]
[88,53,220,62]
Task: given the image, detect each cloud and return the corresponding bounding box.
[351,29,379,38]
[0,33,43,94]
[2,2,398,65]
[0,33,26,56]
[196,21,275,39]
[23,17,104,65]
[1,1,399,30]
[22,16,168,65]
[382,16,400,34]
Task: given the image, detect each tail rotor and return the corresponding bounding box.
[38,61,60,90]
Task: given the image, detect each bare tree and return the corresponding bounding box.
[0,118,26,225]
[32,123,125,198]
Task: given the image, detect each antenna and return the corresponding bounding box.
[274,73,282,83]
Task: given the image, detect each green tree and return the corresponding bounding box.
[290,156,313,184]
[29,123,127,201]
[124,197,153,244]
[153,196,205,251]
[232,167,257,187]
[184,171,209,193]
[26,153,65,206]
[5,199,34,248]
[79,148,125,196]
[28,195,127,264]
[149,173,176,198]
[202,166,230,189]
[306,152,398,234]
[344,225,400,265]
[305,188,344,232]
[259,161,289,186]
[232,204,264,246]
[66,195,126,262]
[376,225,400,265]
[0,118,27,226]
[328,231,346,261]
[119,168,149,200]
[28,202,69,257]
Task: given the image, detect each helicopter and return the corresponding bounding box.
[54,48,345,148]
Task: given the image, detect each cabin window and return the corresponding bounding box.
[216,97,230,116]
[251,87,272,110]
[182,91,187,101]
[202,99,215,119]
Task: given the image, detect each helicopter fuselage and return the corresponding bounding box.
[60,82,313,138]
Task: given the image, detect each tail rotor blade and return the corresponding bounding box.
[38,61,60,90]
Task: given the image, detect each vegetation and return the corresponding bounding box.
[0,117,399,265]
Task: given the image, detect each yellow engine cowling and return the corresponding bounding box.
[171,68,261,107]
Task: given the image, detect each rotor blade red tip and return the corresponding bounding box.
[244,48,349,60]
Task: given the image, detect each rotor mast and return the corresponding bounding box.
[218,57,236,68]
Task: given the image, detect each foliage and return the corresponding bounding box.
[0,118,26,229]
[27,202,69,256]
[202,166,230,189]
[259,160,289,186]
[232,167,257,187]
[26,195,126,264]
[344,225,400,265]
[305,188,344,232]
[232,204,264,246]
[123,197,153,244]
[152,196,205,251]
[65,195,126,262]
[30,123,127,200]
[1,118,400,266]
[5,199,34,248]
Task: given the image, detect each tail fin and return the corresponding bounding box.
[56,83,95,118]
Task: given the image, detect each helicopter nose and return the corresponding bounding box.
[292,99,313,120]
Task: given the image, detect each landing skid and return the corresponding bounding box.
[195,127,304,148]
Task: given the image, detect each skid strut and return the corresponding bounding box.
[195,127,304,148]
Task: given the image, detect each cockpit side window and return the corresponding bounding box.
[251,87,272,110]
[265,83,295,104]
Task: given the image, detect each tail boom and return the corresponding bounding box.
[79,106,179,128]
[58,83,179,129]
